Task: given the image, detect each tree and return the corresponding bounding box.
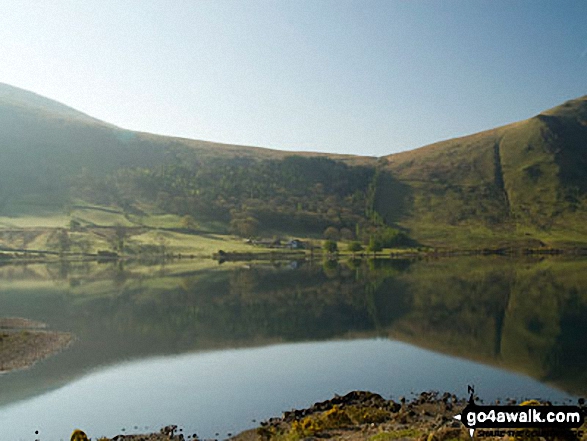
[230,216,259,238]
[323,226,340,241]
[368,236,383,257]
[347,241,363,257]
[323,240,338,254]
[181,215,198,231]
[340,227,354,241]
[113,224,129,253]
[377,226,400,247]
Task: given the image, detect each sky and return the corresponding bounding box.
[0,0,586,157]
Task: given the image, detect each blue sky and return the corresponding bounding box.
[0,0,585,156]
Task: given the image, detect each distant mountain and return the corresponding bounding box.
[1,82,586,247]
[376,95,587,248]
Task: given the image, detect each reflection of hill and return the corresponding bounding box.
[382,257,587,396]
[0,257,586,405]
[0,260,409,405]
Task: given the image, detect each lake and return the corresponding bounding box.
[0,256,585,440]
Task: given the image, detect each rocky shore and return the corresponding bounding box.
[0,317,73,373]
[94,390,587,441]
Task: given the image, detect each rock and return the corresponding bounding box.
[160,425,177,437]
[426,427,464,441]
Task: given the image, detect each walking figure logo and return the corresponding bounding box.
[453,385,585,439]
[453,385,476,438]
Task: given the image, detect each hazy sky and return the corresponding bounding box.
[0,1,586,156]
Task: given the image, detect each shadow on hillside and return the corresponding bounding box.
[373,170,413,224]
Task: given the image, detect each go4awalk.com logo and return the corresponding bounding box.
[453,386,587,439]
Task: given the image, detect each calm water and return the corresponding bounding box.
[0,257,585,440]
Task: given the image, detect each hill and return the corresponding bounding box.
[1,82,587,249]
[377,95,587,248]
[0,83,379,244]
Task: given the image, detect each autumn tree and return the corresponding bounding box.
[323,226,340,241]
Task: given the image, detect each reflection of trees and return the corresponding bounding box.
[2,258,586,396]
[388,261,512,359]
[52,260,412,353]
[217,264,382,340]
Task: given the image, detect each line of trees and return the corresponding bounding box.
[72,155,377,237]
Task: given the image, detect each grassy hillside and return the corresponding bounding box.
[0,83,379,243]
[377,95,587,248]
[2,82,587,249]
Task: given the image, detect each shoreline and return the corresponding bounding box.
[0,317,73,373]
[1,244,587,266]
[89,390,587,441]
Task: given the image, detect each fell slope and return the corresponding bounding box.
[0,83,376,238]
[0,82,372,196]
[378,95,587,247]
[2,82,587,248]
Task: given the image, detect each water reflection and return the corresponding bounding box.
[0,339,573,441]
[0,256,586,408]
